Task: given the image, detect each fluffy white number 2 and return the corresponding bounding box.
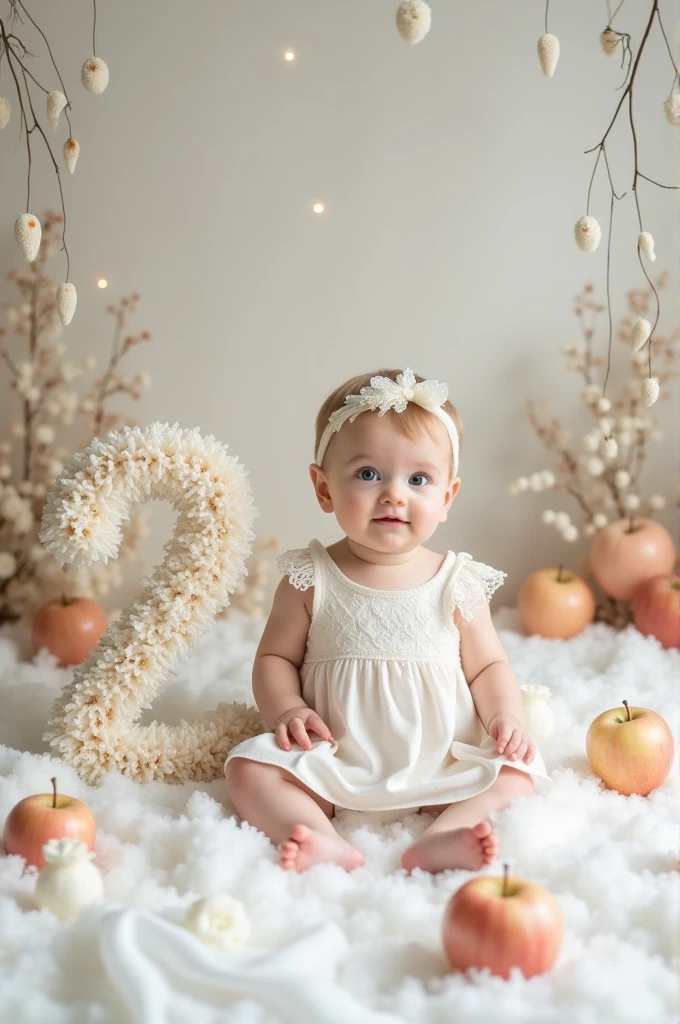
[40,423,264,785]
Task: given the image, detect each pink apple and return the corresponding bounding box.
[589,517,676,601]
[632,573,680,649]
[2,778,96,869]
[586,700,675,796]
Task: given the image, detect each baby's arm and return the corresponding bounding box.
[456,603,535,765]
[252,578,333,749]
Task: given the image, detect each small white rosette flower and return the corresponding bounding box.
[57,283,78,326]
[184,894,251,952]
[14,213,42,262]
[537,33,560,77]
[64,138,80,174]
[395,1,432,44]
[47,90,68,131]
[81,57,110,94]
[574,216,601,252]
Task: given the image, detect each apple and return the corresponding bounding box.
[2,778,96,869]
[586,700,675,796]
[632,573,680,650]
[442,864,563,979]
[32,595,108,667]
[589,517,676,602]
[517,565,596,639]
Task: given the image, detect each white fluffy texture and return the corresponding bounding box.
[0,611,678,1022]
[573,216,601,253]
[638,231,656,262]
[600,29,622,57]
[0,96,11,130]
[56,283,77,326]
[14,213,42,263]
[81,57,110,94]
[663,94,680,127]
[641,377,660,407]
[39,423,263,785]
[631,317,652,353]
[395,1,432,45]
[63,138,80,174]
[46,90,67,131]
[537,34,560,78]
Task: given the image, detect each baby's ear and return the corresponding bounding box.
[309,463,334,512]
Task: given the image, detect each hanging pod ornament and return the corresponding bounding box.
[81,57,109,94]
[631,317,651,353]
[57,283,77,326]
[395,1,432,44]
[600,28,623,57]
[64,138,80,174]
[14,213,42,262]
[537,34,560,77]
[642,377,659,407]
[47,90,67,131]
[574,216,601,253]
[638,231,656,262]
[663,93,680,127]
[0,96,11,130]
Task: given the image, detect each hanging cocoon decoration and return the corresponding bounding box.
[0,96,10,130]
[46,90,68,131]
[41,423,265,785]
[600,28,623,57]
[396,1,432,45]
[573,215,602,253]
[64,138,80,174]
[56,283,78,326]
[537,33,560,77]
[14,213,42,262]
[81,56,110,94]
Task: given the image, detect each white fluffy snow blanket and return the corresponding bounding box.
[0,611,678,1024]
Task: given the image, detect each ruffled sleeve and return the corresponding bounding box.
[276,547,314,591]
[449,553,507,622]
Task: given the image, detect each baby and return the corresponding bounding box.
[225,368,550,874]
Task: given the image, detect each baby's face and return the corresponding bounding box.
[311,412,460,553]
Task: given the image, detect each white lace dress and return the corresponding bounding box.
[225,538,551,810]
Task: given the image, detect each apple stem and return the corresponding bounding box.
[556,564,564,583]
[623,699,631,722]
[61,593,69,607]
[627,516,635,534]
[51,776,57,809]
[502,861,509,898]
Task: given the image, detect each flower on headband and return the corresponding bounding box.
[345,368,449,418]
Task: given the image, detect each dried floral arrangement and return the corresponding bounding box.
[0,0,109,323]
[509,274,679,625]
[0,211,152,624]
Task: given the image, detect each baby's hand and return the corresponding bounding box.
[487,714,535,765]
[274,706,335,752]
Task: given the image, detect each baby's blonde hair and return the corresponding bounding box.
[314,368,463,480]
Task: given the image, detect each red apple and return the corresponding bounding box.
[442,865,563,979]
[517,565,596,639]
[586,700,675,796]
[589,517,676,602]
[32,595,108,667]
[632,573,680,650]
[2,778,96,869]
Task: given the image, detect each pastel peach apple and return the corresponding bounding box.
[518,566,596,639]
[589,518,676,601]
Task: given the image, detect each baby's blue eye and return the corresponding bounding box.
[409,474,429,486]
[358,468,378,481]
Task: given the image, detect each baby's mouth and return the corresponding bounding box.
[374,516,408,523]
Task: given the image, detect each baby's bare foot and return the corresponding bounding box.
[279,824,365,873]
[401,821,498,874]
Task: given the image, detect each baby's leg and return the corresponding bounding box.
[225,757,364,872]
[401,766,534,874]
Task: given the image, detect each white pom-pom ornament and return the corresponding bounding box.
[14,213,42,262]
[47,90,67,131]
[663,94,680,127]
[396,1,431,45]
[537,34,560,77]
[574,216,602,253]
[631,317,651,352]
[64,138,80,174]
[602,437,618,459]
[638,232,656,262]
[600,29,622,57]
[0,97,11,130]
[35,838,104,921]
[81,57,109,94]
[641,377,659,407]
[57,283,78,326]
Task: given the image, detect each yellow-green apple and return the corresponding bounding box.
[589,517,676,601]
[32,595,108,667]
[632,573,680,650]
[2,778,96,869]
[586,700,675,796]
[442,866,563,979]
[517,565,596,639]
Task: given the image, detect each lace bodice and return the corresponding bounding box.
[276,539,505,664]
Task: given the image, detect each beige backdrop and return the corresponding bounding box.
[0,0,678,611]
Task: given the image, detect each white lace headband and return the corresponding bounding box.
[315,368,459,477]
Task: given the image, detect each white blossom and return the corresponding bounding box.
[597,397,612,413]
[36,425,56,445]
[663,93,680,126]
[25,386,40,404]
[529,472,545,491]
[602,437,618,459]
[516,476,529,491]
[574,216,602,253]
[562,524,579,542]
[638,231,656,263]
[0,465,11,481]
[46,90,67,131]
[81,57,110,94]
[584,523,596,538]
[60,363,81,383]
[598,417,613,435]
[542,509,556,525]
[623,493,641,511]
[0,96,11,130]
[593,513,608,529]
[614,470,631,489]
[554,511,571,530]
[537,33,560,77]
[642,377,660,407]
[649,429,663,443]
[649,494,666,510]
[583,433,600,453]
[0,552,17,580]
[395,1,432,44]
[587,456,605,477]
[582,385,601,404]
[14,213,42,262]
[540,470,555,487]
